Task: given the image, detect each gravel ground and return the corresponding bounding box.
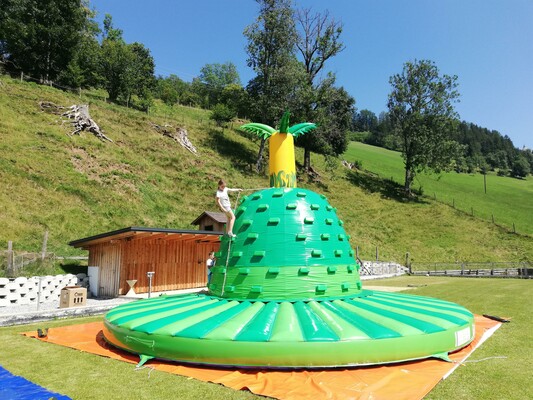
[0,296,135,316]
[0,288,206,326]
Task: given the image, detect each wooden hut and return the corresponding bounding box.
[191,211,227,232]
[69,227,221,298]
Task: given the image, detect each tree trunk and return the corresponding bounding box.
[304,147,311,171]
[404,166,413,196]
[256,137,267,173]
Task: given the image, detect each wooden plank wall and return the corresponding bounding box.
[87,242,122,297]
[117,238,220,294]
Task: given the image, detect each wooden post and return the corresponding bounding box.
[41,230,48,261]
[375,246,379,261]
[20,72,23,82]
[405,252,411,274]
[7,241,14,277]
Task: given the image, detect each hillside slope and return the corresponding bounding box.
[1,76,531,262]
[345,142,533,235]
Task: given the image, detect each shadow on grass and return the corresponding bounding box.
[203,128,258,174]
[346,169,427,203]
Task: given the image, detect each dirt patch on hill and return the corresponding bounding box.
[70,147,138,193]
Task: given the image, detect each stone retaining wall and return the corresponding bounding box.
[0,274,88,307]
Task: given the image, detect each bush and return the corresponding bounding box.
[210,103,235,127]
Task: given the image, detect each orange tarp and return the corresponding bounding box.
[23,315,500,400]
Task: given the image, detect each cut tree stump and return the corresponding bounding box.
[149,122,197,154]
[39,101,112,142]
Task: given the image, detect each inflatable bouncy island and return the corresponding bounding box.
[103,112,475,368]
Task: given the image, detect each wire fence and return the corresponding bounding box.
[410,261,532,279]
[352,168,531,237]
[0,250,88,278]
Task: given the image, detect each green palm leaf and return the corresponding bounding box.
[288,123,317,137]
[239,123,276,139]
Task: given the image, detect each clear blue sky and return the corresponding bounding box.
[89,0,533,149]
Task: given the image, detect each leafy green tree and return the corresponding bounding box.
[511,155,530,178]
[155,74,188,106]
[210,103,236,128]
[387,59,462,195]
[353,109,378,133]
[244,0,300,171]
[295,76,354,165]
[99,15,154,107]
[58,8,102,88]
[126,42,155,110]
[196,62,241,108]
[0,0,90,82]
[220,83,249,118]
[100,37,131,102]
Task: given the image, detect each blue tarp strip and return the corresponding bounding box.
[0,365,71,400]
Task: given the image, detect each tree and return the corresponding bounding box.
[387,60,462,195]
[295,8,344,86]
[99,15,155,107]
[293,7,345,170]
[0,0,90,82]
[197,62,241,109]
[244,0,300,172]
[210,103,236,128]
[511,155,530,178]
[127,42,155,110]
[353,109,378,133]
[295,76,354,165]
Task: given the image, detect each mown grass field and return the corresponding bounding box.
[0,276,530,399]
[1,75,532,265]
[344,142,533,235]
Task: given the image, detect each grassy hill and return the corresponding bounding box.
[344,142,533,235]
[1,75,532,264]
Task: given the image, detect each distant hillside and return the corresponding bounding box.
[1,76,532,263]
[344,142,533,235]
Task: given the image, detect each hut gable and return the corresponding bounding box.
[191,211,227,232]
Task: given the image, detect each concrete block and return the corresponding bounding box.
[17,286,29,295]
[0,298,9,307]
[14,277,28,286]
[0,277,9,286]
[6,292,20,301]
[6,283,18,292]
[17,297,30,305]
[0,288,9,297]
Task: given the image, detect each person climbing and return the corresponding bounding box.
[215,179,242,237]
[206,251,216,283]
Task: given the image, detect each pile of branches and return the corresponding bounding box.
[149,122,197,154]
[39,101,112,142]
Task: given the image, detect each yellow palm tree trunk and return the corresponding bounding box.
[269,132,296,188]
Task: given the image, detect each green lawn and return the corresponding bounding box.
[0,276,531,399]
[344,142,533,235]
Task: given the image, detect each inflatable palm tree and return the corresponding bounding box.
[240,111,316,188]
